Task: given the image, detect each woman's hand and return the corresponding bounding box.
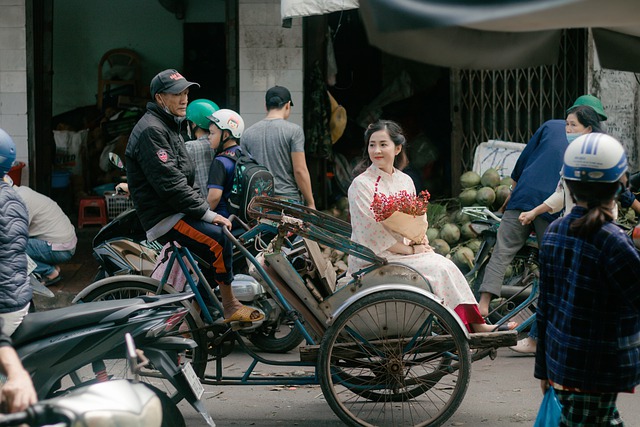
[519,210,536,225]
[411,244,430,254]
[540,379,550,395]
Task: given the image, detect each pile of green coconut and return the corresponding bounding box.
[428,168,512,274]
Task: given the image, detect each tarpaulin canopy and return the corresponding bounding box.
[358,0,640,71]
[282,0,358,20]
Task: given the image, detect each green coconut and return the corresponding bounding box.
[480,168,501,188]
[452,247,475,273]
[452,209,471,224]
[465,238,482,254]
[426,228,440,243]
[440,223,461,245]
[460,171,481,189]
[500,176,513,188]
[475,187,496,207]
[494,185,511,210]
[458,189,478,207]
[459,222,477,241]
[432,239,450,256]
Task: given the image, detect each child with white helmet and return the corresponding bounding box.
[534,133,640,425]
[205,109,244,218]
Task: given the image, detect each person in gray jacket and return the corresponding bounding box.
[0,129,33,336]
[125,69,263,323]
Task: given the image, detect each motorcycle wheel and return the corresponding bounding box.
[77,280,208,381]
[248,319,304,353]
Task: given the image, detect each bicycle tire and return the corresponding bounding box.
[248,319,304,353]
[318,290,471,427]
[76,280,208,379]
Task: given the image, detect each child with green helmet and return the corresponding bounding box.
[185,99,220,199]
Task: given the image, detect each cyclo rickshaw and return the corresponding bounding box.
[75,196,518,427]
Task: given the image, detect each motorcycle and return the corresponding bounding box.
[90,154,303,353]
[462,206,539,324]
[0,332,178,427]
[0,380,162,427]
[11,292,214,427]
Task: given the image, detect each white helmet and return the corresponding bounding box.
[207,109,244,139]
[562,133,627,183]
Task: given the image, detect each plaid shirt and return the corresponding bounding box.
[185,136,214,200]
[535,206,640,392]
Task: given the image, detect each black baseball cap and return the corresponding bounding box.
[150,69,200,98]
[266,85,293,108]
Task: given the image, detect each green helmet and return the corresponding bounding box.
[186,99,220,130]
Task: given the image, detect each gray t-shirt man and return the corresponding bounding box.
[241,85,315,208]
[241,118,304,199]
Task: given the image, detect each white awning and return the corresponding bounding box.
[281,0,359,20]
[359,0,640,72]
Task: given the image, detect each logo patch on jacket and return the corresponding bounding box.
[157,149,168,163]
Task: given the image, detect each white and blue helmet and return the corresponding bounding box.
[0,128,17,176]
[562,133,627,183]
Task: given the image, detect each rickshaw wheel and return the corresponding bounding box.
[318,290,471,427]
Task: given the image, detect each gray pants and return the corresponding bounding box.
[478,210,549,297]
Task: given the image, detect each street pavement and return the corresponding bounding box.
[38,226,640,426]
[33,226,101,310]
[179,348,640,426]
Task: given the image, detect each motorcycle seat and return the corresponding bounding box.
[12,298,145,346]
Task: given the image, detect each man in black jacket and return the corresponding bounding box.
[125,69,263,323]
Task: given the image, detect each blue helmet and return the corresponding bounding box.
[562,133,627,183]
[0,128,16,176]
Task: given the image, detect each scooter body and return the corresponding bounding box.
[0,380,163,427]
[11,293,214,426]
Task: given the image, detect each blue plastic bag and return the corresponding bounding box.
[534,387,562,427]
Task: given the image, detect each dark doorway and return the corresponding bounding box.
[183,23,227,107]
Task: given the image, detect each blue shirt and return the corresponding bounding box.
[507,120,567,221]
[535,206,640,392]
[207,145,241,218]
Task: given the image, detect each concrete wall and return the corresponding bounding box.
[589,68,640,171]
[238,0,303,128]
[0,0,28,177]
[53,0,226,116]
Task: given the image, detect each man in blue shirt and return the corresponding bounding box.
[477,95,607,325]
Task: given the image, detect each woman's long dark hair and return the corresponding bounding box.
[565,180,620,237]
[352,120,409,177]
[567,105,603,133]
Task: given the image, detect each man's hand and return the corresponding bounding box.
[0,347,37,413]
[213,215,232,229]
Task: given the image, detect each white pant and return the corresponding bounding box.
[0,303,30,336]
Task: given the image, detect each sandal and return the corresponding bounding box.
[223,305,265,323]
[496,321,518,331]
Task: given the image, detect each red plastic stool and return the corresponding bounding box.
[77,196,107,228]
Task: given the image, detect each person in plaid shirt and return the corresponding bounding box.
[535,133,640,426]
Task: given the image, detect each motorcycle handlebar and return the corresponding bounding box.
[0,405,70,427]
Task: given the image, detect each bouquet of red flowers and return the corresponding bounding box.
[370,177,431,244]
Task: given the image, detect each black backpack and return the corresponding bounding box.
[218,147,274,222]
